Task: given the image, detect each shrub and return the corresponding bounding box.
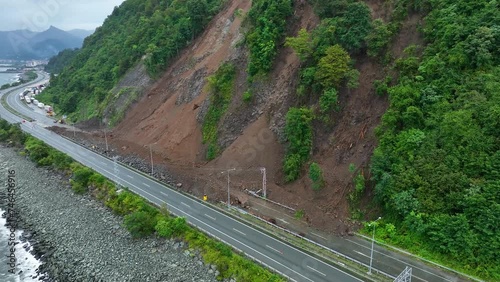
[123,211,157,238]
[202,63,236,160]
[283,107,314,181]
[308,162,324,190]
[105,190,147,215]
[366,19,394,57]
[242,90,252,103]
[24,137,50,165]
[155,217,189,238]
[319,88,339,115]
[294,209,305,219]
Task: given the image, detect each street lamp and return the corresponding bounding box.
[102,119,109,153]
[368,216,382,274]
[148,142,159,176]
[149,144,154,176]
[222,168,236,209]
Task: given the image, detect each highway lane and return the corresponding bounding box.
[1,80,363,282]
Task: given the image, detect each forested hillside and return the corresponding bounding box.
[369,0,499,279]
[39,0,225,120]
[37,0,498,280]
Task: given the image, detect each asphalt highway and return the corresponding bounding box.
[1,77,362,282]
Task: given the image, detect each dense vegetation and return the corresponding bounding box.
[0,120,283,282]
[202,62,236,160]
[246,0,293,79]
[368,0,500,279]
[38,0,225,121]
[44,48,79,74]
[283,0,364,181]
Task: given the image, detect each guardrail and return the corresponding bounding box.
[228,205,395,280]
[356,233,483,282]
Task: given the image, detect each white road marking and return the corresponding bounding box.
[127,175,133,179]
[413,275,430,282]
[204,214,216,221]
[181,202,191,208]
[345,239,450,281]
[278,218,289,224]
[354,250,370,258]
[232,228,246,236]
[142,182,150,187]
[307,265,327,277]
[311,232,327,240]
[266,244,282,254]
[160,191,169,197]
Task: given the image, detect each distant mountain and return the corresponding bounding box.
[67,29,95,39]
[0,26,83,60]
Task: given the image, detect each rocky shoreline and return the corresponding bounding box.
[0,145,223,282]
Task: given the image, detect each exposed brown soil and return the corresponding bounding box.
[61,0,424,236]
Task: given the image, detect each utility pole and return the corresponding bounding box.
[104,128,108,152]
[260,167,267,198]
[223,168,236,209]
[102,119,109,153]
[368,217,382,274]
[149,144,154,176]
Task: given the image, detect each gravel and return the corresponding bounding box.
[0,145,221,282]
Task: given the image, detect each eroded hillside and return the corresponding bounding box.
[99,0,421,234]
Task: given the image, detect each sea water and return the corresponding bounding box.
[0,209,40,282]
[0,66,21,86]
[0,149,41,281]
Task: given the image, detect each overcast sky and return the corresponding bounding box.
[0,0,126,32]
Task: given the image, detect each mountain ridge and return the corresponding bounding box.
[0,26,83,60]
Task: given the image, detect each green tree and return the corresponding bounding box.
[316,45,351,89]
[285,28,313,61]
[366,19,393,57]
[283,107,314,181]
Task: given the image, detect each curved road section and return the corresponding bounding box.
[1,78,361,282]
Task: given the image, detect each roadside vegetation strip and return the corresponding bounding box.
[0,121,285,282]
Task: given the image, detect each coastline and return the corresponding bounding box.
[0,145,221,281]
